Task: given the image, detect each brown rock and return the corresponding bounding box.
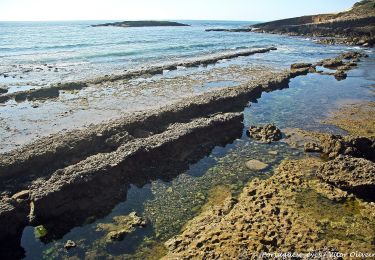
[321,135,375,161]
[247,124,282,143]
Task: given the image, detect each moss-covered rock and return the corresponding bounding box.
[96,212,146,243]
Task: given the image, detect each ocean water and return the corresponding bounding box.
[0,20,360,86]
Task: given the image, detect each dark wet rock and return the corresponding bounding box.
[14,92,28,102]
[337,63,356,72]
[246,124,282,143]
[304,142,322,153]
[56,82,88,91]
[0,95,10,104]
[290,63,313,69]
[321,135,375,162]
[64,240,76,250]
[340,51,367,60]
[27,88,59,101]
[290,67,311,77]
[322,58,344,69]
[0,87,7,94]
[318,155,375,200]
[334,70,347,80]
[0,197,30,258]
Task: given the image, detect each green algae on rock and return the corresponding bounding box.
[96,212,146,243]
[163,158,375,258]
[34,225,48,239]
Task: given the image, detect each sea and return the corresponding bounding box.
[0,20,362,87]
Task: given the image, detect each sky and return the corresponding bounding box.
[0,0,360,22]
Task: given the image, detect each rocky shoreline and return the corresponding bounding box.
[0,45,372,259]
[0,51,365,258]
[206,0,375,48]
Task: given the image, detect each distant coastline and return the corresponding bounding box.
[92,20,190,28]
[206,0,375,47]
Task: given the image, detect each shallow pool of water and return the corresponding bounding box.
[18,54,375,259]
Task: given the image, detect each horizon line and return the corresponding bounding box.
[0,18,264,23]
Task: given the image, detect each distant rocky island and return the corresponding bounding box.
[92,20,190,28]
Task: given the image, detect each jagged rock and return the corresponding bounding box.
[334,70,347,80]
[318,155,375,200]
[245,160,269,171]
[321,135,375,161]
[247,124,282,143]
[322,58,343,69]
[340,51,367,60]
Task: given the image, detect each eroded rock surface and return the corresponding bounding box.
[321,135,375,161]
[247,124,282,143]
[164,158,375,259]
[318,155,375,200]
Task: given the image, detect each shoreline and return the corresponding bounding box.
[0,51,368,258]
[206,1,375,48]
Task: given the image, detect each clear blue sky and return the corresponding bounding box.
[0,0,360,21]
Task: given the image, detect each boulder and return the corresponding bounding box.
[246,124,282,143]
